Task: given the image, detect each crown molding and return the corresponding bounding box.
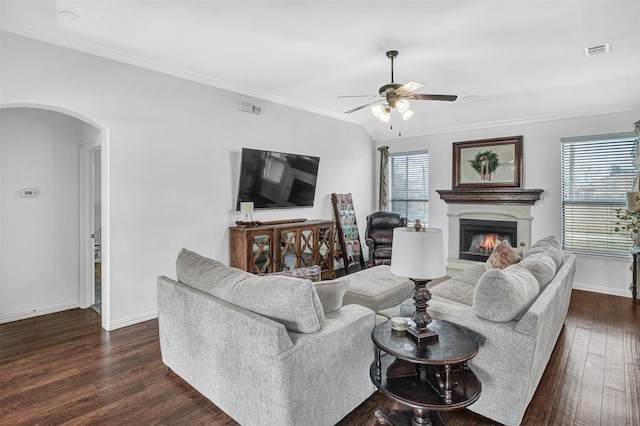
[0,23,377,140]
[4,23,635,144]
[375,103,640,141]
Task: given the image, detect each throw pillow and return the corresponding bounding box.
[486,239,521,270]
[313,278,349,313]
[473,263,540,322]
[268,265,321,282]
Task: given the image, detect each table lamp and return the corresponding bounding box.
[240,202,254,223]
[391,226,446,343]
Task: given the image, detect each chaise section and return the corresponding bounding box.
[342,265,414,319]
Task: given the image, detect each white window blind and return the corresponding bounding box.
[561,133,638,255]
[389,151,429,225]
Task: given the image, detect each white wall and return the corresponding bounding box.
[380,110,640,297]
[0,33,375,329]
[0,108,91,320]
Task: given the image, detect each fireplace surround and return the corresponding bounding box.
[437,187,542,271]
[445,204,534,271]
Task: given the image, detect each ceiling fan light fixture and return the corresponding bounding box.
[378,108,391,123]
[401,109,414,121]
[395,99,410,113]
[371,104,385,118]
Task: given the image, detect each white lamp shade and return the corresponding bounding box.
[390,227,446,279]
[371,104,385,118]
[401,109,414,121]
[240,202,254,215]
[395,99,410,113]
[379,109,391,123]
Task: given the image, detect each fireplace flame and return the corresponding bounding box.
[478,233,499,251]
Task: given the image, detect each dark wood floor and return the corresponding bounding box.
[1,290,638,425]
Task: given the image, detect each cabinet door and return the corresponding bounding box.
[298,228,316,268]
[276,226,317,271]
[247,230,275,274]
[278,229,297,271]
[318,224,334,274]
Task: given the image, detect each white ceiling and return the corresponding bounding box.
[1,0,639,140]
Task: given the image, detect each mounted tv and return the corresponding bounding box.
[236,148,320,210]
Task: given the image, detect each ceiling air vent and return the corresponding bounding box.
[584,43,610,57]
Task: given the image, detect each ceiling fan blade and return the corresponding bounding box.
[344,101,381,114]
[406,94,458,101]
[394,81,425,94]
[338,95,378,98]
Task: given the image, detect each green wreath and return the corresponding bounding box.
[469,150,499,175]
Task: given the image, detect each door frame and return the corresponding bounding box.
[80,130,110,330]
[79,138,101,309]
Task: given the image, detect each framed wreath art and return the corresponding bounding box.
[452,136,523,189]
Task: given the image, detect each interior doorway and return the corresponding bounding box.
[91,148,102,314]
[80,139,102,315]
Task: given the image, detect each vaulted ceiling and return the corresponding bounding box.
[1,1,639,140]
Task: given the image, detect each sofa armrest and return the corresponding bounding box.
[277,303,376,423]
[365,238,375,266]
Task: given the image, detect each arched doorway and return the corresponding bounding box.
[0,104,110,330]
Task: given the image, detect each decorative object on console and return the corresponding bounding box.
[452,135,523,189]
[390,226,446,343]
[332,193,366,274]
[240,201,254,223]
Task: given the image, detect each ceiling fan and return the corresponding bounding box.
[340,50,457,123]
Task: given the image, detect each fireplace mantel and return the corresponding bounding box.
[436,188,543,205]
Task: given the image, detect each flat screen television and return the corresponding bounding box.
[236,148,320,210]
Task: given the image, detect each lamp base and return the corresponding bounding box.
[406,325,438,345]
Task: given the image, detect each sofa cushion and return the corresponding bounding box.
[430,278,475,306]
[520,251,557,290]
[343,265,414,312]
[452,263,487,285]
[523,235,563,271]
[473,263,540,322]
[313,278,349,313]
[486,239,521,270]
[429,264,485,306]
[176,248,325,333]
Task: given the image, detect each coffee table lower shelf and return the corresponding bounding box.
[370,353,481,426]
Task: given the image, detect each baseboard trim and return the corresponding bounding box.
[572,282,635,299]
[0,301,81,324]
[105,310,158,331]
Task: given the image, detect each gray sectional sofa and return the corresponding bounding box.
[158,235,576,426]
[157,249,377,426]
[376,236,577,425]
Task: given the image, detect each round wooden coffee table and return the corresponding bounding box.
[370,319,481,426]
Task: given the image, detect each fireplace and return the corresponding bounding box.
[459,219,518,261]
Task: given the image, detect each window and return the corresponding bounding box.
[561,132,638,255]
[389,151,429,225]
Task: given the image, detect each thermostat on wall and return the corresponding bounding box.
[20,189,39,198]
